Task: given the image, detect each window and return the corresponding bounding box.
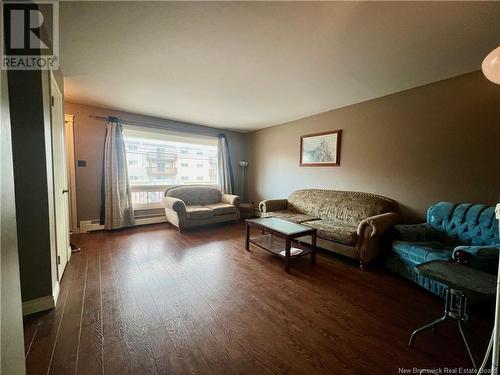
[123,125,218,208]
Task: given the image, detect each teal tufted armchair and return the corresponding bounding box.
[386,202,499,297]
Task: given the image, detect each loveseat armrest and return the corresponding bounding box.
[393,223,436,242]
[452,245,500,274]
[357,212,400,238]
[163,196,186,215]
[259,199,288,213]
[221,194,240,207]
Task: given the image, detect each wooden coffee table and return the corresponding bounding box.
[245,217,317,273]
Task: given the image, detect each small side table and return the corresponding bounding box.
[239,203,255,219]
[409,260,496,369]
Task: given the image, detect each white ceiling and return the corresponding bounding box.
[60,1,500,132]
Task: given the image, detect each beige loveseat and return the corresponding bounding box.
[259,189,400,269]
[163,185,240,232]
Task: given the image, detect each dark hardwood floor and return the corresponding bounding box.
[24,222,493,374]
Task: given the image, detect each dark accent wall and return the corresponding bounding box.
[1,65,27,375]
[8,69,53,301]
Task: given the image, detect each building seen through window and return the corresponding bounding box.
[123,130,218,208]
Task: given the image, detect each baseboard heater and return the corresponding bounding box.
[79,214,166,233]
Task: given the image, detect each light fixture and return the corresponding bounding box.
[239,161,248,202]
[482,46,500,84]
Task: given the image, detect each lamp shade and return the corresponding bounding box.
[482,46,500,85]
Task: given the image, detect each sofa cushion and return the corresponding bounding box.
[264,210,318,224]
[427,202,499,247]
[287,189,396,226]
[166,185,222,205]
[185,205,214,219]
[391,240,453,267]
[302,220,358,246]
[204,203,236,215]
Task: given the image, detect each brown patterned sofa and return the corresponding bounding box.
[163,185,240,232]
[259,189,400,269]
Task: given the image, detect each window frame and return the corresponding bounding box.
[122,125,219,210]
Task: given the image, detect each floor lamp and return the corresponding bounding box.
[239,161,248,202]
[481,46,500,374]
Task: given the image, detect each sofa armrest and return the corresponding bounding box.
[393,223,436,242]
[452,245,499,274]
[259,199,288,213]
[163,196,186,215]
[357,212,400,238]
[221,194,240,207]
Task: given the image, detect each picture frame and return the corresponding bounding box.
[300,129,342,167]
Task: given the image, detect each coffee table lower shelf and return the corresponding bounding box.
[249,234,313,259]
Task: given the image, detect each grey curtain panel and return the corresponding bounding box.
[103,118,135,229]
[217,134,234,194]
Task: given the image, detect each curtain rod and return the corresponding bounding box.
[88,115,222,138]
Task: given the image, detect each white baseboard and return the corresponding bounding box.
[79,216,166,233]
[22,282,59,316]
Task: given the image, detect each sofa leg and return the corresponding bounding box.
[359,261,367,271]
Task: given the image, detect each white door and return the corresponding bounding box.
[64,114,78,234]
[50,73,71,279]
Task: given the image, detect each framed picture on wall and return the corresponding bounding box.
[300,130,342,167]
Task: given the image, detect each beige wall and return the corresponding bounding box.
[64,102,249,223]
[248,71,500,222]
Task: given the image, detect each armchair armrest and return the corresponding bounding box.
[221,194,240,207]
[163,196,186,215]
[452,245,499,274]
[357,212,400,238]
[393,223,436,242]
[259,199,288,213]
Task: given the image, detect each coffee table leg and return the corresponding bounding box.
[285,238,291,273]
[311,232,317,264]
[245,222,250,251]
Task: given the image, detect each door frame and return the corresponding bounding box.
[50,72,71,280]
[64,114,78,233]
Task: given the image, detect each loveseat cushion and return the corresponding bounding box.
[391,240,453,267]
[204,203,237,215]
[264,210,318,224]
[185,205,214,219]
[166,185,222,205]
[303,220,358,246]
